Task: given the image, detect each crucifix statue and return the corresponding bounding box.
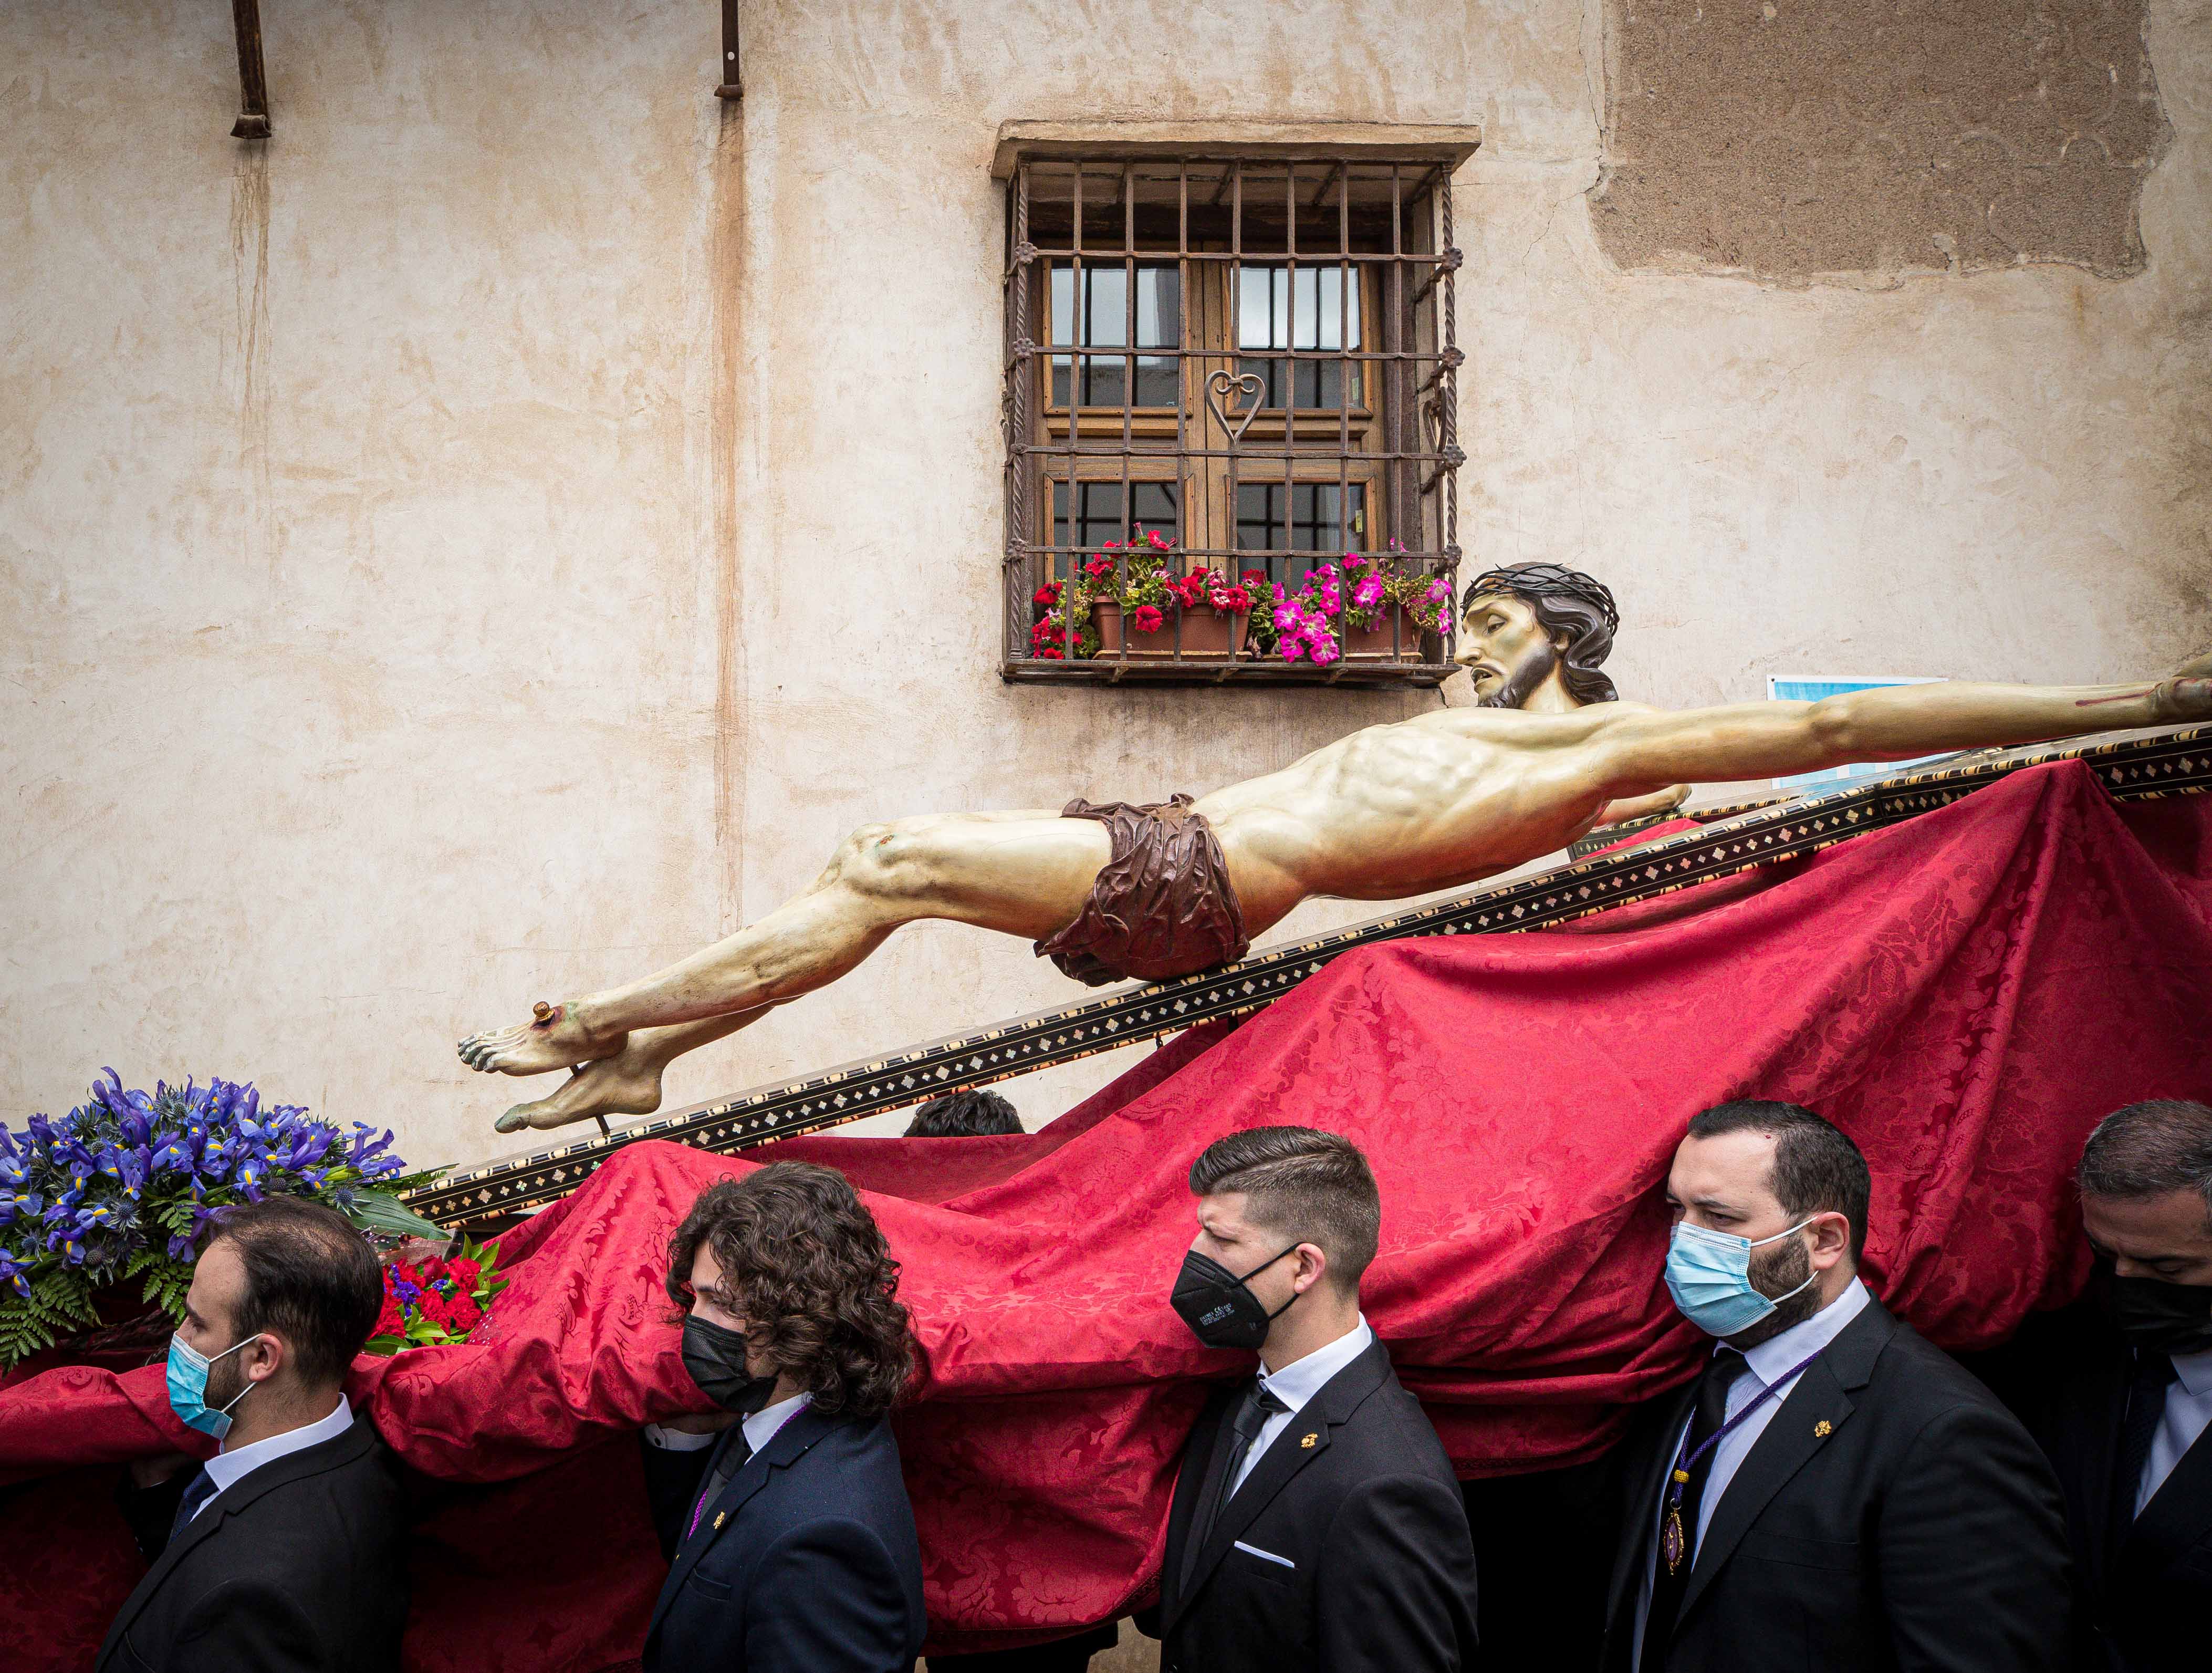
[462,564,2210,1135]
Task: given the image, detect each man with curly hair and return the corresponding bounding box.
[637,1161,925,1673]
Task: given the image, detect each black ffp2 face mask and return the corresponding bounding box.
[2105,1273,2212,1356]
[681,1314,781,1415]
[1171,1245,1299,1350]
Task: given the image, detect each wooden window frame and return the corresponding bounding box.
[996,126,1476,687]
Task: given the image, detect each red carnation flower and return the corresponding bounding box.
[444,1293,483,1334]
[416,1291,453,1331]
[1132,604,1164,632]
[391,1261,421,1289]
[373,1296,405,1337]
[446,1257,483,1293]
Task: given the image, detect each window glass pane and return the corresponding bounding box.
[1051,481,1183,575]
[1234,483,1367,588]
[1235,264,1359,410]
[1050,263,1180,409]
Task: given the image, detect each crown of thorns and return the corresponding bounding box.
[1463,563,1619,632]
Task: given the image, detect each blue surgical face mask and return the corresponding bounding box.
[166,1332,261,1440]
[1665,1218,1819,1338]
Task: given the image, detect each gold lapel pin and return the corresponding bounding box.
[1813,1420,1833,1438]
[713,1511,727,1529]
[1300,1432,1318,1449]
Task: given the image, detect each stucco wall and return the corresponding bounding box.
[5,0,2208,1175]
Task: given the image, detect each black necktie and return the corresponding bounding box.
[168,1467,217,1546]
[1641,1348,1750,1672]
[2110,1349,2179,1547]
[1194,1380,1287,1555]
[686,1425,754,1542]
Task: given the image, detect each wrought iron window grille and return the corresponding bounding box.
[1000,148,1467,687]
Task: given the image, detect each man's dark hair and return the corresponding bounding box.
[1462,562,1620,704]
[904,1089,1022,1138]
[1686,1099,1872,1263]
[206,1198,384,1386]
[666,1162,915,1421]
[1188,1126,1381,1294]
[2079,1099,2212,1222]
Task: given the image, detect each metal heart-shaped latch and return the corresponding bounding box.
[1205,370,1265,444]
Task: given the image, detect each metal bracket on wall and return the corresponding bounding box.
[401,725,2212,1227]
[229,0,271,139]
[715,0,743,100]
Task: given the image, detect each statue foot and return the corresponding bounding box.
[458,1000,625,1077]
[493,1042,666,1135]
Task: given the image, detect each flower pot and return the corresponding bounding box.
[1091,600,1251,661]
[1341,606,1429,661]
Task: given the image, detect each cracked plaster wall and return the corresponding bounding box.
[4,0,2208,1173]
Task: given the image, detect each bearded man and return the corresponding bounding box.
[461,565,2212,1135]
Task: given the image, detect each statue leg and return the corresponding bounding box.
[458,810,1112,1095]
[1583,670,2212,797]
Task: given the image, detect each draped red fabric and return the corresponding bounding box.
[5,762,2209,1669]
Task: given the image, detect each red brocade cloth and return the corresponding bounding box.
[5,762,2211,1669]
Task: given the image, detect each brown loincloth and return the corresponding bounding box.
[1034,796,1251,988]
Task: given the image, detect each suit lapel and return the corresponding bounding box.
[97,1418,378,1668]
[1604,1380,1699,1638]
[2073,1349,2130,1595]
[1674,1301,1896,1624]
[2122,1412,2212,1580]
[1162,1341,1391,1636]
[648,1408,832,1639]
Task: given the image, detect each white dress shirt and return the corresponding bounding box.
[2135,1343,2212,1515]
[1632,1280,1871,1670]
[1229,1315,1376,1497]
[195,1394,353,1520]
[644,1391,811,1460]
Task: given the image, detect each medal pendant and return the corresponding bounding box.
[1662,1507,1685,1574]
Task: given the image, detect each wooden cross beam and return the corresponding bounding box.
[404,726,2211,1225]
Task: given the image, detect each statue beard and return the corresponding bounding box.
[1727,1234,1824,1349]
[1477,641,1561,710]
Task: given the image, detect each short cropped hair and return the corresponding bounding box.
[207,1198,384,1386]
[666,1162,915,1421]
[1188,1126,1381,1294]
[1686,1100,1871,1263]
[904,1089,1022,1138]
[2079,1099,2212,1223]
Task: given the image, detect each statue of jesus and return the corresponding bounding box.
[462,564,2210,1135]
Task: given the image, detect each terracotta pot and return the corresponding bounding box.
[1340,606,1430,661]
[1091,600,1250,660]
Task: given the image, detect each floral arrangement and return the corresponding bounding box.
[1029,528,1258,660]
[1264,544,1455,665]
[368,1233,508,1354]
[0,1071,445,1368]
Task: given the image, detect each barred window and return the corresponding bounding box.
[998,137,1469,684]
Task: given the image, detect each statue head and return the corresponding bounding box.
[1455,562,1620,709]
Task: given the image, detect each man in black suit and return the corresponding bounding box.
[639,1161,927,1673]
[1601,1099,2071,1673]
[1140,1125,1479,1673]
[2025,1098,2212,1673]
[99,1197,406,1672]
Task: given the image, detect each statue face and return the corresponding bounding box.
[1455,592,1562,708]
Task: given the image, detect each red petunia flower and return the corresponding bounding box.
[1033,582,1061,606]
[1132,604,1164,632]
